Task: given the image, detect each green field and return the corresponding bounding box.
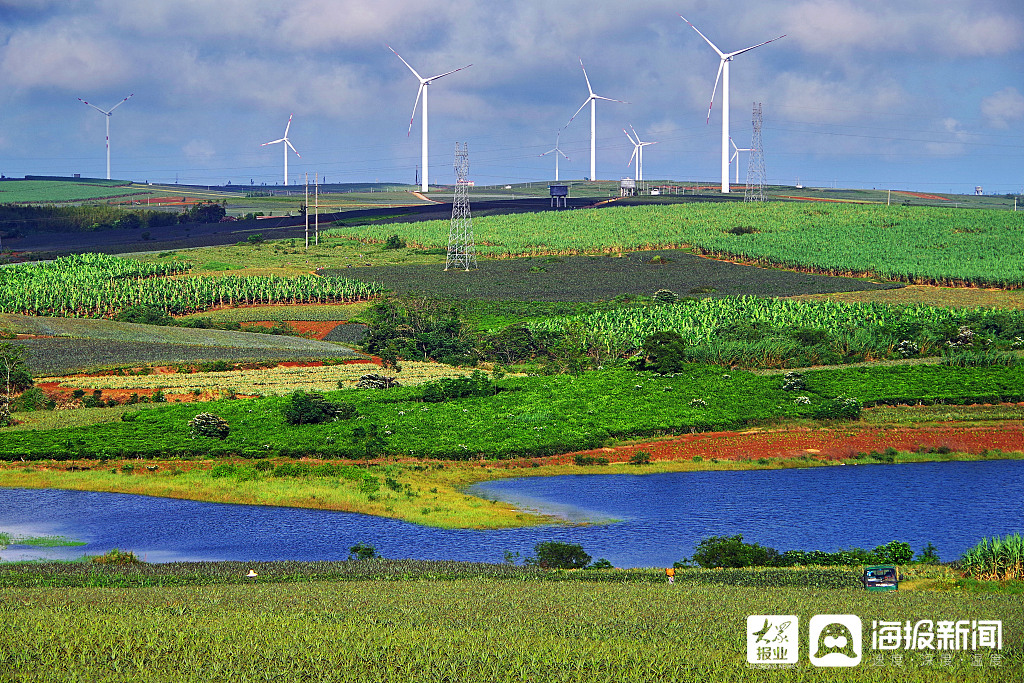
[328,202,1024,287]
[1,574,1019,682]
[0,179,153,204]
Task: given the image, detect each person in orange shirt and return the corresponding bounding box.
[666,567,675,584]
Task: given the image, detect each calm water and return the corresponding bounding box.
[1,460,1020,567]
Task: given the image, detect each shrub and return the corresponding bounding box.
[528,541,592,569]
[689,535,779,569]
[811,396,861,420]
[384,234,407,249]
[348,542,377,560]
[91,548,142,565]
[282,390,357,425]
[355,374,402,389]
[419,370,495,403]
[189,413,230,440]
[781,371,805,391]
[574,454,609,466]
[640,330,687,375]
[629,450,652,465]
[652,289,679,304]
[11,387,53,412]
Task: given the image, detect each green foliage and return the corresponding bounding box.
[281,390,357,425]
[959,533,1024,581]
[688,535,780,569]
[420,370,496,403]
[179,201,226,224]
[348,542,378,561]
[528,541,592,569]
[628,450,652,465]
[810,396,862,420]
[638,330,687,374]
[363,296,476,365]
[10,387,53,412]
[0,341,32,395]
[91,548,142,565]
[113,304,175,326]
[189,412,230,439]
[383,234,407,249]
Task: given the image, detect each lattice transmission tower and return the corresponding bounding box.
[446,142,477,271]
[744,102,767,202]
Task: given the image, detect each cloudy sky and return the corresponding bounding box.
[1,0,1022,193]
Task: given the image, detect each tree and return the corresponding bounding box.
[689,534,779,568]
[281,390,357,425]
[640,330,688,374]
[0,342,31,399]
[527,541,592,569]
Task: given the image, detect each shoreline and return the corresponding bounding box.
[2,437,1021,529]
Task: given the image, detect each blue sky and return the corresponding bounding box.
[0,0,1021,193]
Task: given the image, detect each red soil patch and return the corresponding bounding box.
[555,424,1024,465]
[894,191,949,201]
[241,320,341,340]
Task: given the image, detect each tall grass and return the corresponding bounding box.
[960,533,1024,581]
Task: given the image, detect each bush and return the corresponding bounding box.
[281,390,357,425]
[689,535,779,569]
[640,331,687,375]
[189,413,230,440]
[528,541,592,570]
[11,387,53,412]
[811,396,861,420]
[419,370,495,403]
[652,289,678,304]
[628,450,652,465]
[348,542,377,560]
[355,374,402,389]
[383,234,407,249]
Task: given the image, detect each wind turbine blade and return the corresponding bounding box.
[559,149,570,161]
[679,15,726,58]
[284,114,293,138]
[730,136,738,152]
[727,34,786,59]
[286,140,301,157]
[707,59,724,124]
[629,147,638,167]
[261,138,285,146]
[78,98,108,115]
[579,58,594,96]
[107,93,134,113]
[594,94,628,104]
[425,64,472,82]
[566,98,590,127]
[623,128,637,145]
[407,84,424,136]
[388,45,424,81]
[540,149,556,157]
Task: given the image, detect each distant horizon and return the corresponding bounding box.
[2,174,1016,200]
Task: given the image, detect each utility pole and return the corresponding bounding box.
[304,173,309,249]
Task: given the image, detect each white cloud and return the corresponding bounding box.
[981,87,1024,128]
[183,139,215,163]
[0,23,135,90]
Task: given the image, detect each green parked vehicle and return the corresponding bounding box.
[862,565,898,591]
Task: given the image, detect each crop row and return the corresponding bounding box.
[0,253,384,317]
[2,577,1019,682]
[529,296,1024,357]
[329,202,1024,287]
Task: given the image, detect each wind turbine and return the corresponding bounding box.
[261,114,301,186]
[389,45,471,193]
[680,16,784,193]
[729,137,752,185]
[624,125,657,182]
[566,59,627,182]
[77,93,133,180]
[539,130,570,181]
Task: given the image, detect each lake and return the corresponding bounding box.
[1,460,1020,567]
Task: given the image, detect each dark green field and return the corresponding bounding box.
[323,249,899,302]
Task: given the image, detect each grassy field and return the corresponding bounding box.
[0,179,153,204]
[0,577,1019,682]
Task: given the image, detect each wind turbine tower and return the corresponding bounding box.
[261,115,301,186]
[389,46,472,193]
[540,130,570,181]
[624,125,657,182]
[77,93,134,180]
[567,59,627,182]
[729,137,752,185]
[680,16,784,193]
